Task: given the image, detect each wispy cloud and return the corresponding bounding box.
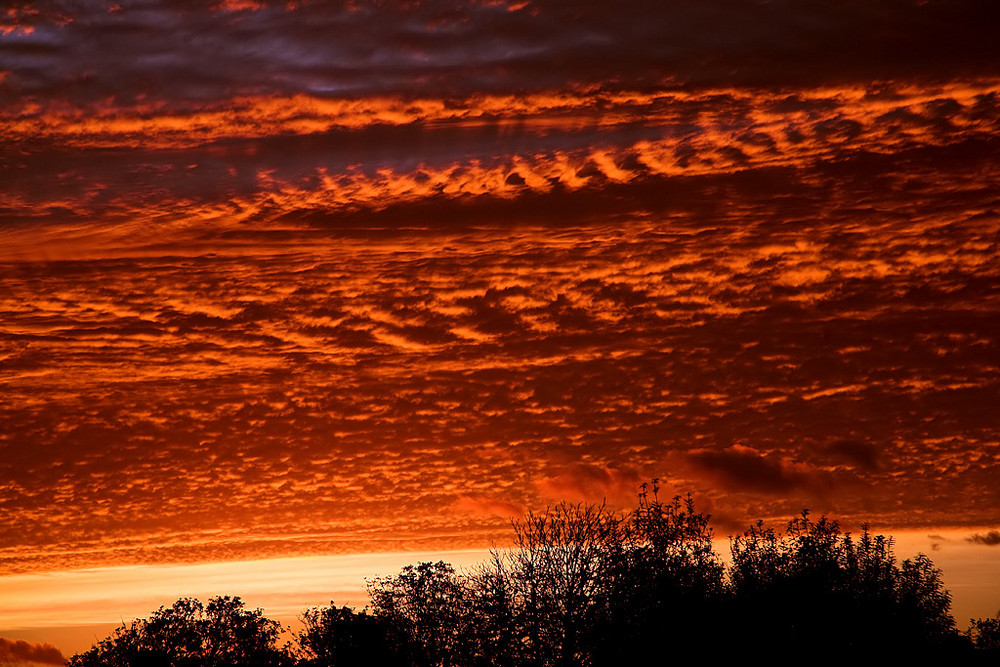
[968,531,1000,547]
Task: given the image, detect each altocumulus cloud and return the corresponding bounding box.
[3,0,1000,577]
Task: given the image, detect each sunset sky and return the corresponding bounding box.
[2,0,1000,660]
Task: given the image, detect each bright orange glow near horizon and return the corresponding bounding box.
[2,0,1000,660]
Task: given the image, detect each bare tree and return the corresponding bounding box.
[501,502,626,667]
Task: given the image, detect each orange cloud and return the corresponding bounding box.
[4,80,997,153]
[6,80,999,233]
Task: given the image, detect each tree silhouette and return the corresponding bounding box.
[67,596,293,667]
[968,613,1000,659]
[729,511,967,659]
[68,486,997,666]
[367,561,473,667]
[594,487,724,664]
[465,553,520,667]
[501,502,625,667]
[298,604,411,667]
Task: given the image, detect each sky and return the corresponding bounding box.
[2,0,1000,660]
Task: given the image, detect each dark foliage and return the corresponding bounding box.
[298,605,412,667]
[298,489,977,666]
[968,614,1000,661]
[367,561,475,667]
[68,596,293,667]
[594,485,726,665]
[729,511,968,660]
[71,487,996,667]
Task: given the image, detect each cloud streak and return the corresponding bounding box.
[968,531,1000,547]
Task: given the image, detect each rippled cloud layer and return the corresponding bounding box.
[1,0,999,575]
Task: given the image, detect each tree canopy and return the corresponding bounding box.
[68,596,293,667]
[71,488,997,667]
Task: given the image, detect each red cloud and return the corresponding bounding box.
[686,444,807,495]
[0,638,65,666]
[452,495,523,519]
[535,463,641,505]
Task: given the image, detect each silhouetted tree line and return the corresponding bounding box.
[70,486,1000,666]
